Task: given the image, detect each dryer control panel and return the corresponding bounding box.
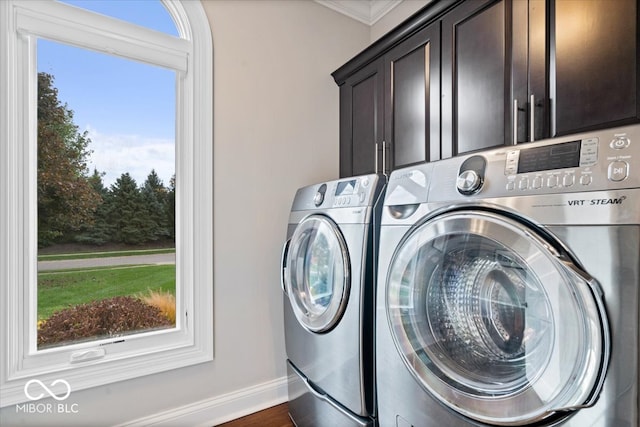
[449,124,640,198]
[290,173,384,213]
[330,175,375,207]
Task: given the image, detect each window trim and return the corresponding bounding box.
[0,0,213,407]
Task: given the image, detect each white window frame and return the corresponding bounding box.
[0,0,213,407]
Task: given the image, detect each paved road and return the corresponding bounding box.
[38,252,175,272]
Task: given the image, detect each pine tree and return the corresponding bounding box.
[141,169,169,242]
[107,173,147,244]
[166,175,176,240]
[75,169,110,245]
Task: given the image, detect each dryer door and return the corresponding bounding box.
[386,210,609,426]
[285,215,350,333]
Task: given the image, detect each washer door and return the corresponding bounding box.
[285,215,350,333]
[386,210,609,426]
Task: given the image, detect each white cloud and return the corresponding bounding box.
[85,126,175,188]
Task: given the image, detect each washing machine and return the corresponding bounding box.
[282,173,385,426]
[376,124,640,427]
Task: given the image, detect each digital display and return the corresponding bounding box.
[517,141,581,173]
[336,180,357,196]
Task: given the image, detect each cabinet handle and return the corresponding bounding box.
[382,140,387,177]
[375,141,379,174]
[530,94,535,142]
[513,99,518,145]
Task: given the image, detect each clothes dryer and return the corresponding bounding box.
[376,125,639,426]
[282,174,385,426]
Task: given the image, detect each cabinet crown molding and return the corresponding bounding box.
[314,0,403,26]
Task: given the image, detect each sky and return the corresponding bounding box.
[37,0,179,188]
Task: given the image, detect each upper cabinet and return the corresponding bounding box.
[338,58,384,177]
[552,0,638,135]
[443,0,639,157]
[333,0,456,177]
[384,23,441,172]
[333,0,639,177]
[441,0,508,157]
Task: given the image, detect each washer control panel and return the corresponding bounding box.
[450,125,639,198]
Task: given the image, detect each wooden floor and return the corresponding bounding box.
[217,403,294,427]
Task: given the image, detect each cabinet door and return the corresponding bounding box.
[551,0,639,135]
[339,59,384,178]
[384,22,441,171]
[442,0,510,157]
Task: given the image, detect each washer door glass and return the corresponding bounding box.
[386,210,608,426]
[286,215,350,333]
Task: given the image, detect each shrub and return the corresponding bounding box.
[38,296,172,348]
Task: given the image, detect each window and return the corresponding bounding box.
[1,0,213,406]
[37,39,178,350]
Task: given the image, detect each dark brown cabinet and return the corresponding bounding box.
[336,21,441,177]
[333,0,456,177]
[384,24,441,171]
[334,0,639,176]
[552,0,638,135]
[338,59,384,177]
[443,0,639,156]
[441,0,507,157]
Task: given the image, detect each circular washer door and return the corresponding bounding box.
[285,215,350,333]
[386,210,609,426]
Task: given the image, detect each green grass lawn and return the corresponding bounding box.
[38,264,176,320]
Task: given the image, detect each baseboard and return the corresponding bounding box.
[117,375,289,427]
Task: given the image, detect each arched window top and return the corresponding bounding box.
[58,0,179,37]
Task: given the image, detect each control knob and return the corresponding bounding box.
[313,192,324,206]
[314,184,327,206]
[457,170,482,195]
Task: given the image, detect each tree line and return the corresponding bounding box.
[38,72,175,248]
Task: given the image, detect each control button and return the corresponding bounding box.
[506,181,516,191]
[581,154,598,165]
[563,174,575,187]
[313,192,324,206]
[581,138,599,153]
[456,170,482,195]
[361,177,369,188]
[337,196,350,206]
[359,192,366,203]
[608,161,629,181]
[547,175,559,188]
[532,176,543,189]
[505,150,519,175]
[580,138,599,166]
[580,174,592,185]
[518,177,529,190]
[610,136,630,150]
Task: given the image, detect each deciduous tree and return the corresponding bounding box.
[37,72,101,246]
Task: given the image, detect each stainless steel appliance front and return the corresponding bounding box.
[282,174,385,427]
[376,124,639,426]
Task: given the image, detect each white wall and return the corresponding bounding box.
[0,0,428,425]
